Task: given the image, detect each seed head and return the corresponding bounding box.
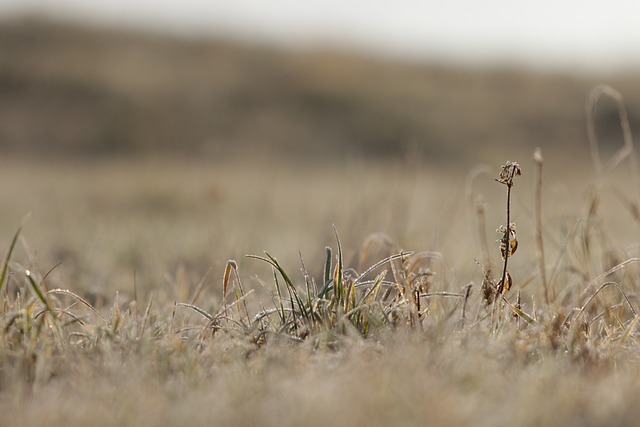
[496,161,522,186]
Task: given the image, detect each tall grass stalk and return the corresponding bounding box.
[534,148,549,305]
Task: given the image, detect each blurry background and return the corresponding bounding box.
[0,2,638,298]
[0,1,639,162]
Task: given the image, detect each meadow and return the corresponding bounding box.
[1,145,640,427]
[2,19,640,427]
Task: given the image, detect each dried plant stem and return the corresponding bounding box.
[495,161,521,297]
[534,148,549,305]
[498,182,512,294]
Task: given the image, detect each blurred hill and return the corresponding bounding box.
[0,18,639,163]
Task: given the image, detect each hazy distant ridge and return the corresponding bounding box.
[0,19,637,162]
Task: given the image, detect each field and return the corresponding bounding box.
[2,19,640,427]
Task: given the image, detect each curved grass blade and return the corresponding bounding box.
[247,253,310,324]
[355,251,414,284]
[265,252,309,322]
[176,302,213,320]
[48,288,108,325]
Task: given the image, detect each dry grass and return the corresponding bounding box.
[2,19,640,427]
[1,134,640,426]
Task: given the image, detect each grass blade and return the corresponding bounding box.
[26,269,56,318]
[333,225,344,302]
[0,222,24,298]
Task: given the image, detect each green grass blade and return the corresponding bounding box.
[26,269,56,318]
[272,268,287,326]
[501,296,534,325]
[333,225,344,302]
[0,223,24,298]
[323,246,332,288]
[248,253,310,323]
[265,253,310,323]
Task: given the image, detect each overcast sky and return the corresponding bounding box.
[1,0,639,73]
